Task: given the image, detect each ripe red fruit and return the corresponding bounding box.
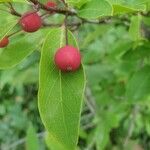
[45,1,57,14]
[54,45,81,72]
[0,37,9,48]
[19,12,42,33]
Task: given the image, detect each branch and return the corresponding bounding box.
[29,0,76,16]
[42,17,111,28]
[8,30,22,38]
[8,2,22,17]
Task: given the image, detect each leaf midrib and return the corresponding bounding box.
[58,27,71,148]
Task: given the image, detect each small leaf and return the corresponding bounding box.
[0,3,27,41]
[113,4,138,15]
[78,0,112,19]
[108,0,148,14]
[26,124,39,150]
[122,42,150,61]
[0,30,45,69]
[66,0,91,8]
[145,119,150,135]
[38,28,86,150]
[129,15,142,41]
[126,65,150,101]
[95,123,109,150]
[0,20,18,40]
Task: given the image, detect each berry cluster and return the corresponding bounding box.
[0,1,81,72]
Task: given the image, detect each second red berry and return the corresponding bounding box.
[45,1,57,14]
[19,12,42,33]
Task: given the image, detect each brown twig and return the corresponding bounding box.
[2,0,149,34]
[8,2,22,17]
[42,18,111,27]
[64,14,68,45]
[29,0,76,16]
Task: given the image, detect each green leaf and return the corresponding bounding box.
[145,119,150,135]
[0,19,18,40]
[0,0,11,2]
[129,15,142,41]
[0,3,29,40]
[81,25,111,49]
[122,42,150,61]
[108,0,148,14]
[126,65,150,102]
[0,0,29,3]
[112,4,138,15]
[95,123,109,150]
[66,0,91,8]
[38,28,86,150]
[78,0,112,19]
[26,124,39,150]
[0,30,44,69]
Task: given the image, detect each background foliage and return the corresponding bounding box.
[1,0,150,150]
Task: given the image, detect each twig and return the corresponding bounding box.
[64,13,68,45]
[8,2,22,17]
[0,8,10,13]
[40,12,49,17]
[61,0,68,7]
[8,30,22,38]
[29,0,76,16]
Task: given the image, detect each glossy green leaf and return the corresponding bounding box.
[126,66,150,101]
[38,28,85,150]
[26,124,39,150]
[78,0,112,19]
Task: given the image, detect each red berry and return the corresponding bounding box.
[45,1,57,14]
[54,45,81,72]
[19,12,42,33]
[0,37,9,48]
